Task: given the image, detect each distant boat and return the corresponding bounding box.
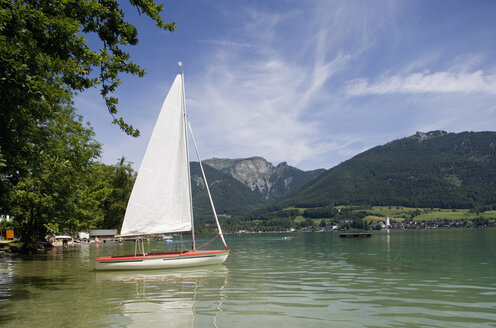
[95,64,230,270]
[339,233,371,238]
[45,235,74,247]
[158,234,173,243]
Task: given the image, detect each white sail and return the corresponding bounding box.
[120,74,192,236]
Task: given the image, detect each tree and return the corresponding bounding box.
[0,0,175,250]
[0,0,175,137]
[100,157,135,229]
[0,0,174,209]
[10,105,105,251]
[301,217,315,229]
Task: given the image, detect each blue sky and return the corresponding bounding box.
[75,0,496,171]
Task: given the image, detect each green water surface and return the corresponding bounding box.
[1,230,495,327]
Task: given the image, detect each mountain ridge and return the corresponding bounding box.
[203,157,325,200]
[192,131,496,219]
[281,130,496,208]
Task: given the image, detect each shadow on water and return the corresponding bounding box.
[0,276,74,325]
[5,274,71,292]
[0,249,77,325]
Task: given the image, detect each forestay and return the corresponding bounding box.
[120,74,192,236]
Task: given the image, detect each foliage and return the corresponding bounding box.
[0,0,172,250]
[99,157,135,229]
[0,217,17,231]
[292,201,331,208]
[10,105,104,250]
[473,217,489,227]
[0,0,175,138]
[302,207,338,219]
[240,208,299,221]
[282,131,496,209]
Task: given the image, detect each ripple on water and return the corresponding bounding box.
[2,231,496,327]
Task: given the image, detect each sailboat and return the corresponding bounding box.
[95,64,230,270]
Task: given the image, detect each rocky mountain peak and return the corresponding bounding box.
[203,157,324,200]
[414,130,448,140]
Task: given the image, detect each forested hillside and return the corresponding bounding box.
[282,131,496,209]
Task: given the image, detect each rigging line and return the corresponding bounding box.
[142,238,147,256]
[186,119,228,250]
[196,234,221,250]
[179,232,185,251]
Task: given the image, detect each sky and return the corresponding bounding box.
[74,0,496,171]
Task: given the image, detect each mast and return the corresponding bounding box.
[180,62,196,250]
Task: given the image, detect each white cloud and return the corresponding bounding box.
[77,1,496,172]
[188,55,319,166]
[184,1,399,169]
[185,10,333,167]
[198,39,252,48]
[345,70,496,96]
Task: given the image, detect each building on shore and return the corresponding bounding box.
[89,229,118,243]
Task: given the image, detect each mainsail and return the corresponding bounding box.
[95,67,230,271]
[120,74,192,236]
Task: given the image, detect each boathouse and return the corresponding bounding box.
[89,229,117,242]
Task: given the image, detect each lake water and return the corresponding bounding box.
[1,230,495,327]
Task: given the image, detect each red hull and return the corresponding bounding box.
[95,249,230,262]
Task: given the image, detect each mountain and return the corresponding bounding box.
[203,157,325,200]
[190,162,266,220]
[281,131,496,209]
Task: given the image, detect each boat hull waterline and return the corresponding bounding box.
[94,250,230,271]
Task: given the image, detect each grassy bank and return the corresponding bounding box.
[370,206,496,221]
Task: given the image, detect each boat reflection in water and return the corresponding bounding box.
[95,266,230,327]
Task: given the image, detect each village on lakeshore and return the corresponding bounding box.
[237,216,496,234]
[221,205,496,235]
